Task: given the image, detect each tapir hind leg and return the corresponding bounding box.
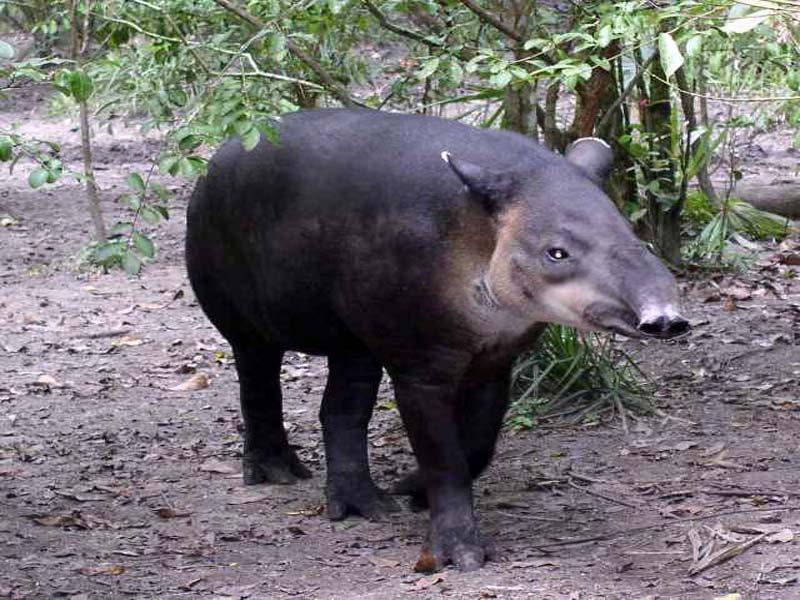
[320,354,399,520]
[233,344,312,485]
[394,365,512,510]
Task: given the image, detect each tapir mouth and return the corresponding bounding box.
[583,304,644,338]
[583,302,690,340]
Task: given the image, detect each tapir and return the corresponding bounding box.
[186,109,688,572]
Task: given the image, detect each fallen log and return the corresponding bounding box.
[732,180,800,219]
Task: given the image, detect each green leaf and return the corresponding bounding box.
[786,70,799,92]
[159,156,180,176]
[721,9,772,34]
[150,181,171,201]
[418,57,440,79]
[178,157,196,179]
[68,70,94,101]
[658,33,684,78]
[153,204,170,220]
[93,240,123,263]
[685,35,702,58]
[178,134,199,152]
[125,172,146,194]
[122,251,142,275]
[0,40,15,60]
[186,156,207,177]
[109,222,132,236]
[140,205,162,225]
[167,88,187,107]
[0,136,13,161]
[132,232,155,259]
[28,168,48,188]
[240,127,261,151]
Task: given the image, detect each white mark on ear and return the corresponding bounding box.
[440,151,451,164]
[573,136,611,150]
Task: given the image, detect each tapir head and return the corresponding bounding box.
[443,139,689,339]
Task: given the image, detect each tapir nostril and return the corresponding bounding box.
[637,315,690,338]
[665,318,690,337]
[637,317,667,337]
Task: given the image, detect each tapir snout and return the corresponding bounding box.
[636,306,690,338]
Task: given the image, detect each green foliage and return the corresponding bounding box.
[2,0,797,276]
[89,168,167,274]
[685,194,793,264]
[508,326,652,429]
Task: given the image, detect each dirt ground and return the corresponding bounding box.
[1,88,799,600]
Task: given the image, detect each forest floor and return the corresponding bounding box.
[1,86,799,600]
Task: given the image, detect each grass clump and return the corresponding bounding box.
[509,325,652,431]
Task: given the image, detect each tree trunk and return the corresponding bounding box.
[569,44,617,141]
[70,0,106,241]
[643,56,682,266]
[501,83,533,135]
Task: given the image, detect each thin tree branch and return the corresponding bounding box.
[211,0,358,107]
[458,0,522,42]
[127,0,214,75]
[362,0,443,48]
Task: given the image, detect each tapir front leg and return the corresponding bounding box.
[389,353,494,573]
[394,365,512,511]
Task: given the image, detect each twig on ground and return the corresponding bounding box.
[495,510,562,522]
[567,479,638,509]
[73,328,133,340]
[614,395,630,434]
[687,527,704,564]
[689,533,766,575]
[705,489,800,498]
[532,505,800,550]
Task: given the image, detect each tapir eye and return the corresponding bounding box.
[547,247,570,261]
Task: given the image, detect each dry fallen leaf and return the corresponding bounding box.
[154,506,193,519]
[413,573,446,590]
[171,373,210,392]
[199,458,235,474]
[32,515,75,527]
[766,528,794,543]
[79,565,125,576]
[112,335,144,347]
[34,374,64,389]
[368,555,400,568]
[702,442,726,457]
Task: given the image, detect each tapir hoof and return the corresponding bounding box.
[242,449,312,485]
[393,470,428,511]
[414,527,497,573]
[326,474,400,521]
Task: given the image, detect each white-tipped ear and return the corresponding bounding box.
[565,137,614,184]
[442,153,518,213]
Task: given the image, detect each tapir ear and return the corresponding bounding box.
[565,137,614,185]
[441,151,517,212]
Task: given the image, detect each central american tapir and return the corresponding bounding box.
[186,108,689,572]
